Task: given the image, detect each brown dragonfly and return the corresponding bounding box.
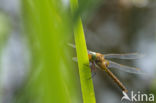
[88,51,144,93]
[69,44,144,93]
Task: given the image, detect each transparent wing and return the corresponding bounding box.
[68,43,76,49]
[108,60,145,74]
[68,43,92,53]
[72,57,78,62]
[104,53,144,59]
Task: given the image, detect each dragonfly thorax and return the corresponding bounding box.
[88,52,109,68]
[103,60,109,68]
[95,53,109,68]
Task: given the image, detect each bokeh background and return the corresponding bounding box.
[0,0,156,103]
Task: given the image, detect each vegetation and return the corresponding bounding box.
[17,0,96,103]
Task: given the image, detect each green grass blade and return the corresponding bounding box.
[20,0,82,103]
[74,19,96,103]
[70,0,96,103]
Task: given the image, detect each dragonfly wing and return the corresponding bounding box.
[108,60,145,74]
[104,53,144,59]
[72,57,78,62]
[68,43,92,53]
[72,57,92,66]
[68,43,76,48]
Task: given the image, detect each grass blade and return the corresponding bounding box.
[70,0,96,103]
[20,0,82,103]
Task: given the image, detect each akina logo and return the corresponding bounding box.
[121,91,154,102]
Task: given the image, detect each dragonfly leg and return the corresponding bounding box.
[88,61,97,80]
[91,72,96,78]
[83,61,96,72]
[91,61,96,72]
[83,61,97,79]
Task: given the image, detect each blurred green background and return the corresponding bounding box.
[0,0,156,103]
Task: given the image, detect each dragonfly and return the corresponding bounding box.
[69,44,144,93]
[88,51,144,93]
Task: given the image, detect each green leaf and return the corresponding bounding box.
[70,0,96,103]
[19,0,82,103]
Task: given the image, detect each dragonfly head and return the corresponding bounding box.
[88,51,97,61]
